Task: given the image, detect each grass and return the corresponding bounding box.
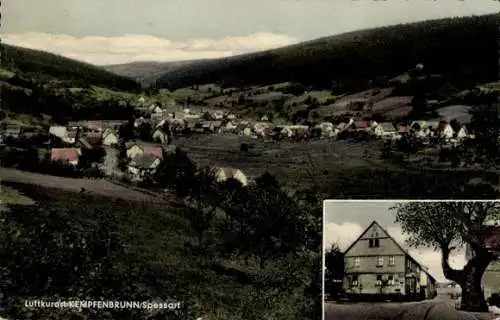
[2,112,49,128]
[0,68,15,80]
[0,184,34,211]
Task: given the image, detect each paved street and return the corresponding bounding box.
[324,299,499,320]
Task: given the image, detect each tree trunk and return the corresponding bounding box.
[442,245,493,312]
[459,265,488,312]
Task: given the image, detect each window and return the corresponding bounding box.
[374,239,380,247]
[354,257,360,267]
[351,275,359,287]
[369,239,374,247]
[388,275,394,286]
[376,275,382,286]
[377,256,384,267]
[389,256,395,266]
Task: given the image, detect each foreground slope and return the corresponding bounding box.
[155,14,498,91]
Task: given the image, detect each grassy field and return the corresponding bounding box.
[172,134,383,186]
[170,134,499,198]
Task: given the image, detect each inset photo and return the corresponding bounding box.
[323,200,500,320]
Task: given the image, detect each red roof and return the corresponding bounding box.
[483,225,500,250]
[398,125,410,133]
[142,147,163,160]
[51,148,81,162]
[353,120,369,129]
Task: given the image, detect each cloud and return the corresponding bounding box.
[324,222,364,252]
[0,32,299,65]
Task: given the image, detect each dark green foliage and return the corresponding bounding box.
[1,44,138,91]
[324,244,345,299]
[78,147,106,170]
[137,122,153,141]
[469,102,500,164]
[156,14,498,91]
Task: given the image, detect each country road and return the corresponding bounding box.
[0,167,168,204]
[324,301,499,320]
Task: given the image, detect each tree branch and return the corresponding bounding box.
[441,244,462,283]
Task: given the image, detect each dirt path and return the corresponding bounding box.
[0,168,168,204]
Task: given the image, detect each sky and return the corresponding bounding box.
[1,0,498,65]
[323,201,467,283]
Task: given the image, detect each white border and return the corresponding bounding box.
[321,199,499,320]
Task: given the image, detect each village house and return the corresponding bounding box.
[343,221,437,301]
[213,167,248,186]
[465,224,500,299]
[149,103,163,114]
[223,121,238,133]
[83,120,102,132]
[455,125,469,140]
[102,129,119,146]
[63,130,79,144]
[127,153,162,179]
[152,128,169,144]
[316,122,335,137]
[212,110,224,120]
[77,132,102,149]
[410,121,432,139]
[49,126,68,139]
[50,148,82,166]
[125,142,164,160]
[253,122,270,137]
[102,120,126,131]
[397,125,410,136]
[151,112,164,122]
[373,122,397,139]
[172,111,185,120]
[436,122,455,140]
[350,120,371,131]
[278,125,294,139]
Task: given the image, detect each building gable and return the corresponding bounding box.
[344,221,406,257]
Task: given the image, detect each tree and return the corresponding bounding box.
[78,147,106,170]
[154,147,198,197]
[183,167,221,249]
[324,243,345,299]
[469,102,500,164]
[138,122,153,141]
[118,120,135,141]
[393,202,500,312]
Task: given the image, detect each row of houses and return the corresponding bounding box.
[47,140,249,186]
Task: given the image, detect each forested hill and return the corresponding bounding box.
[154,13,499,92]
[103,60,206,86]
[0,43,139,92]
